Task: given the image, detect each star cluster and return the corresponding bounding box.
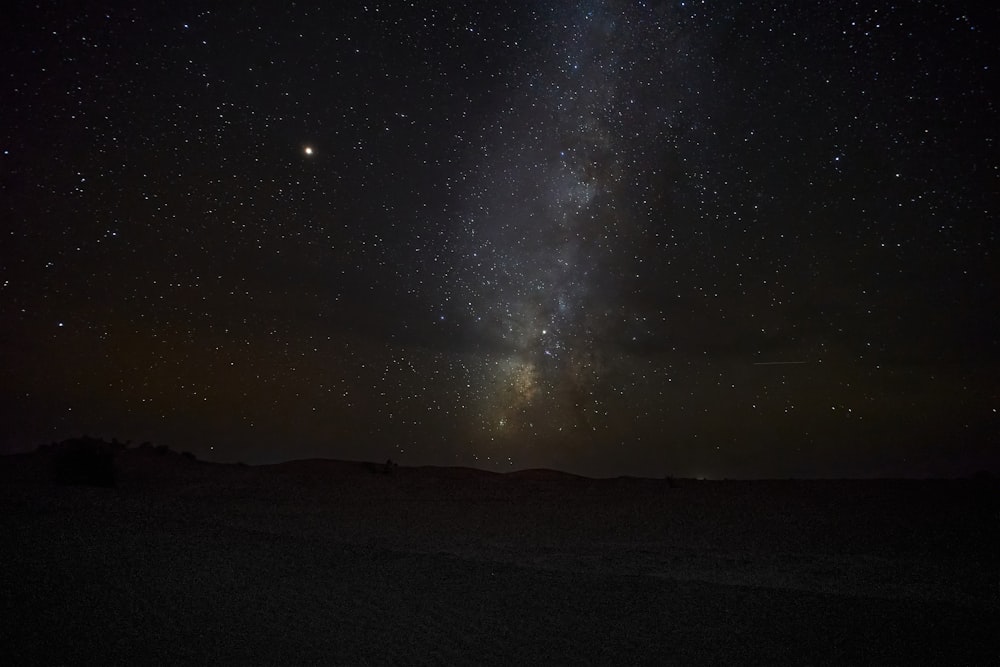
[1,2,996,477]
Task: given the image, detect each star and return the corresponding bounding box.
[0,0,991,479]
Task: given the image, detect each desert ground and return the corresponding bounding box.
[1,446,997,665]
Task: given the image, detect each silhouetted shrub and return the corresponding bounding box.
[49,437,117,487]
[154,444,170,456]
[180,451,196,461]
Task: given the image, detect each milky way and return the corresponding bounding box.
[451,5,669,454]
[1,1,996,477]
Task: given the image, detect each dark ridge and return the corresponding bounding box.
[504,468,589,481]
[409,465,502,480]
[5,444,999,486]
[265,458,379,475]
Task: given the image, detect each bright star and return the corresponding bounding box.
[304,146,314,156]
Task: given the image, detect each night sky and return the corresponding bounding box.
[2,1,997,478]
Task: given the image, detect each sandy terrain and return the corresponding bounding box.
[1,450,997,665]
